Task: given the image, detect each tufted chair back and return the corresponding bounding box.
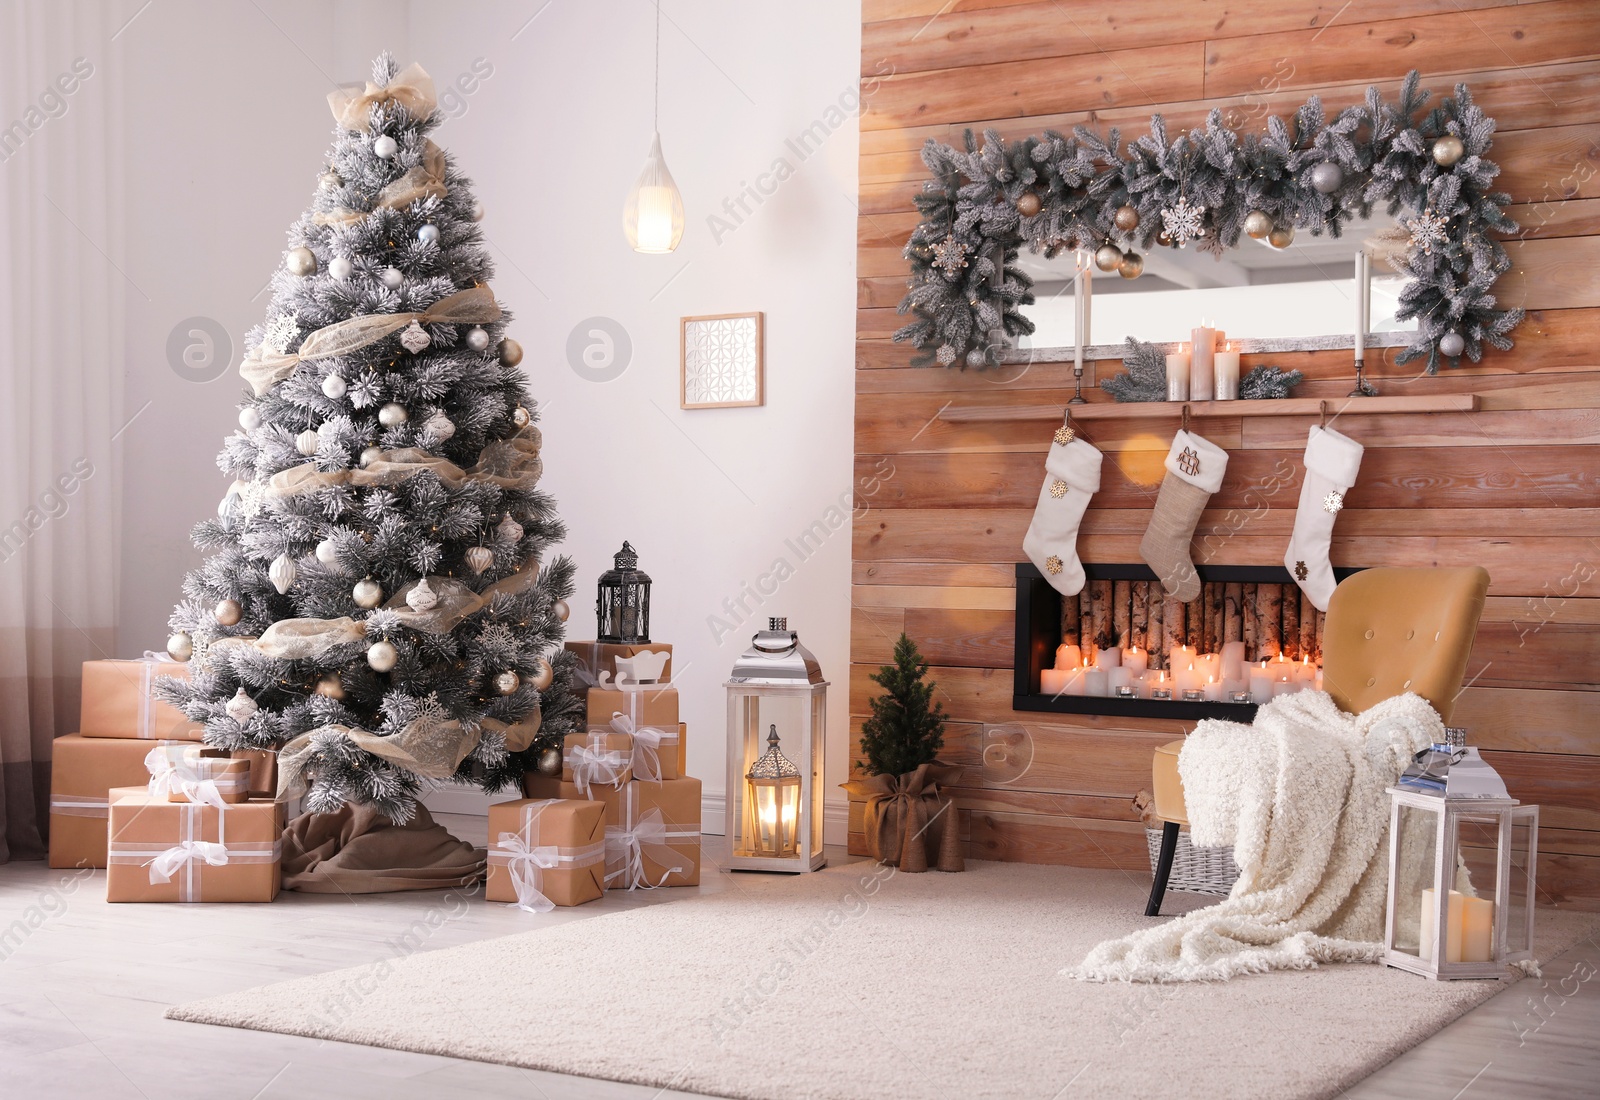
[1320,567,1490,724]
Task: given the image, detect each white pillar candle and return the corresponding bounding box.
[1249,670,1273,704]
[1202,675,1226,702]
[1165,348,1191,401]
[1096,647,1122,669]
[1295,655,1318,683]
[1220,641,1246,682]
[1354,251,1369,366]
[1462,896,1495,963]
[1213,343,1241,400]
[1223,677,1247,699]
[1314,669,1324,692]
[1042,667,1084,696]
[1054,643,1083,671]
[1122,646,1149,673]
[1083,668,1109,697]
[1190,324,1216,401]
[1195,653,1222,682]
[1176,663,1204,696]
[1167,643,1196,670]
[1108,667,1138,696]
[1272,676,1297,697]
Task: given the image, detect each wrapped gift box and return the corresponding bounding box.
[565,641,673,693]
[588,711,681,782]
[522,774,621,826]
[585,683,678,731]
[229,747,279,799]
[106,788,284,903]
[49,734,175,868]
[601,777,702,890]
[80,658,203,740]
[562,730,632,793]
[486,798,607,910]
[146,745,252,804]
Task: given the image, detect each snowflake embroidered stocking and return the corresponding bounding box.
[1284,425,1364,611]
[1023,424,1104,596]
[1140,429,1229,601]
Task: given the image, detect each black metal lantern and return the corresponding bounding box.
[597,541,651,643]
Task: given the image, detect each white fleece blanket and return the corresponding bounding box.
[1070,691,1442,983]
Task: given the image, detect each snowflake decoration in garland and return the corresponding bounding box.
[1161,195,1207,248]
[936,344,958,366]
[262,313,299,355]
[930,235,970,277]
[1406,208,1450,255]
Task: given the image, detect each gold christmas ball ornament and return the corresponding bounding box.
[214,598,242,626]
[366,639,399,673]
[378,402,408,427]
[531,656,554,692]
[286,246,317,277]
[1113,204,1140,231]
[499,338,523,367]
[552,598,570,623]
[1094,243,1123,272]
[315,674,346,700]
[1156,230,1173,248]
[352,577,383,609]
[535,745,562,776]
[1268,225,1296,249]
[1432,135,1465,168]
[465,546,494,574]
[493,670,521,696]
[1015,191,1042,217]
[511,404,531,428]
[1243,210,1273,239]
[167,631,194,662]
[1117,252,1144,279]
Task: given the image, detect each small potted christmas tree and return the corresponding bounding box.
[844,634,963,872]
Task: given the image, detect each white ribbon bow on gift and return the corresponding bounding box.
[497,833,561,913]
[567,734,629,798]
[607,712,668,783]
[144,746,231,810]
[145,839,230,884]
[605,808,685,892]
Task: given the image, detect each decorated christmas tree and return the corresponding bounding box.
[157,54,582,822]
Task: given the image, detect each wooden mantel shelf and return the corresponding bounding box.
[938,393,1479,422]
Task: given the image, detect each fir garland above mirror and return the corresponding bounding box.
[892,71,1524,375]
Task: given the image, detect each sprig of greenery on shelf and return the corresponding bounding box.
[1101,338,1304,402]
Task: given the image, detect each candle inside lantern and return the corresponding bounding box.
[1214,342,1241,400]
[1190,323,1216,400]
[1462,896,1495,963]
[1165,347,1191,401]
[1122,646,1149,673]
[1419,887,1467,964]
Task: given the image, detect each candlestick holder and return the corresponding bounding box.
[1349,352,1378,397]
[1068,363,1086,404]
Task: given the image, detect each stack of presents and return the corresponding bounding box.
[48,644,702,911]
[489,639,701,912]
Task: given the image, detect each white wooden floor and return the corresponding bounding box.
[2,817,1595,1099]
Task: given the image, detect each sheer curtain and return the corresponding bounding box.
[0,2,124,861]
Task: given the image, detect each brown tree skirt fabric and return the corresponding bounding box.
[281,803,485,893]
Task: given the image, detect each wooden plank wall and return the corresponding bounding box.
[850,0,1600,909]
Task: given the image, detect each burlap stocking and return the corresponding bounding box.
[1140,429,1229,601]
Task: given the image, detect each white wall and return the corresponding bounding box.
[112,2,861,832]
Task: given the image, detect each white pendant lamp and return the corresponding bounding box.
[624,3,684,254]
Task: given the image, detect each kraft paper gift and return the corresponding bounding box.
[227,747,279,799]
[145,744,252,805]
[600,777,702,890]
[590,708,681,783]
[49,734,179,869]
[584,683,678,733]
[522,774,621,827]
[106,788,285,903]
[486,798,607,911]
[562,730,633,795]
[564,641,673,693]
[80,657,203,740]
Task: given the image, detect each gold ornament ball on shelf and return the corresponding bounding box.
[531,657,554,691]
[315,674,345,700]
[493,670,521,696]
[1432,135,1465,167]
[366,639,399,673]
[167,631,194,662]
[500,338,523,367]
[1243,210,1274,239]
[1113,204,1140,231]
[214,598,242,626]
[535,745,562,776]
[1117,252,1144,279]
[1094,243,1123,272]
[1268,226,1296,249]
[552,598,570,623]
[286,246,317,277]
[1015,190,1042,217]
[352,577,383,609]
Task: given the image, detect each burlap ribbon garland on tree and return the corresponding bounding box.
[327,61,436,131]
[263,426,540,500]
[842,762,965,873]
[312,139,447,229]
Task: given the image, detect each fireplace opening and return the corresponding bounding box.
[1014,562,1362,720]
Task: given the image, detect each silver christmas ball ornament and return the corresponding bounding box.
[966,349,987,367]
[535,745,562,776]
[286,246,317,277]
[167,631,194,662]
[352,577,383,609]
[422,412,455,442]
[382,267,403,289]
[328,256,353,282]
[466,326,490,352]
[366,639,398,673]
[225,688,258,725]
[318,171,341,191]
[465,546,494,574]
[492,670,520,696]
[315,674,345,700]
[373,134,398,159]
[531,657,554,692]
[359,446,383,467]
[1432,135,1465,168]
[1094,244,1123,272]
[296,429,320,456]
[499,338,523,367]
[1439,331,1466,358]
[214,598,242,626]
[1268,226,1296,249]
[1117,252,1144,279]
[321,373,347,400]
[1310,162,1344,194]
[238,406,261,431]
[1243,210,1274,239]
[470,201,485,222]
[314,538,340,566]
[511,405,530,428]
[417,224,440,246]
[378,402,408,427]
[553,598,570,623]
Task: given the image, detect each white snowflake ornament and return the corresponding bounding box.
[1161,196,1207,248]
[930,235,970,277]
[1323,490,1345,514]
[399,320,431,353]
[262,313,299,355]
[1406,208,1450,255]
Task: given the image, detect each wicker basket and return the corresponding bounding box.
[1145,827,1240,897]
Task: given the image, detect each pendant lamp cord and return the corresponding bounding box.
[652,1,661,132]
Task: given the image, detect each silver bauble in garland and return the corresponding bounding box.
[382,267,403,289]
[417,224,440,245]
[500,338,523,366]
[360,445,383,467]
[511,404,531,428]
[466,326,490,351]
[366,639,398,673]
[315,538,340,566]
[373,134,398,158]
[1094,244,1123,272]
[296,429,320,456]
[1432,135,1465,167]
[1268,226,1296,249]
[1439,331,1466,358]
[352,577,383,609]
[422,412,455,442]
[214,598,242,626]
[535,745,562,776]
[167,631,194,662]
[1310,162,1344,193]
[286,247,317,276]
[378,403,408,427]
[492,670,520,696]
[1243,210,1274,240]
[1118,252,1143,279]
[328,256,353,282]
[321,373,347,400]
[238,406,261,431]
[269,553,297,594]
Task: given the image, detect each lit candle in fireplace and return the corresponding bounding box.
[1122,645,1149,673]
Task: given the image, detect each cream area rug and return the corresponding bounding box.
[168,860,1595,1100]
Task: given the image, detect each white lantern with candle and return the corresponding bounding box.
[1383,728,1538,979]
